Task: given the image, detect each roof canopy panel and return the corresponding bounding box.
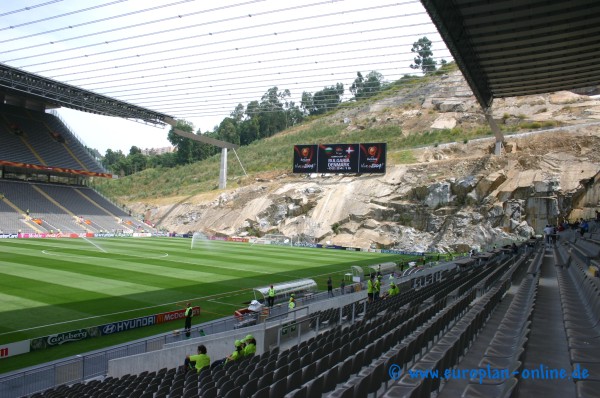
[0,63,172,126]
[421,0,600,108]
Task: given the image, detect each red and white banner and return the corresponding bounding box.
[156,307,201,324]
[18,233,91,239]
[0,340,30,359]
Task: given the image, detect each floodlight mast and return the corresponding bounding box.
[165,117,242,189]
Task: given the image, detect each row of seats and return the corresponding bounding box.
[0,104,105,173]
[0,180,152,234]
[24,248,525,398]
[333,290,477,398]
[213,255,513,397]
[382,245,533,398]
[320,254,519,397]
[30,367,179,398]
[462,273,538,397]
[566,237,600,269]
[555,237,600,398]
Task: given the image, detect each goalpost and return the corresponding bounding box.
[190,232,210,250]
[251,234,292,246]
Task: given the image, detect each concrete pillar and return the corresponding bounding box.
[219,148,227,190]
[484,108,504,155]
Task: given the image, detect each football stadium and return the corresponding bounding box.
[2,1,600,398]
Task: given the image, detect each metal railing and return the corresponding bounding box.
[0,316,236,398]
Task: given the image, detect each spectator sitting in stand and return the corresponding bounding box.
[243,334,256,357]
[386,282,399,297]
[213,340,244,368]
[184,345,210,373]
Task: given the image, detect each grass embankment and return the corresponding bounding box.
[93,61,560,200]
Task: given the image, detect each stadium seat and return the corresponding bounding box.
[264,360,277,374]
[182,386,199,398]
[316,355,330,375]
[576,381,600,398]
[287,385,307,398]
[322,366,338,393]
[287,369,303,392]
[301,362,316,384]
[288,358,301,374]
[367,361,386,396]
[300,354,312,368]
[248,367,263,382]
[270,377,287,398]
[337,358,353,384]
[273,365,289,382]
[306,374,324,397]
[353,375,370,398]
[351,349,365,374]
[240,377,259,398]
[461,377,518,398]
[169,386,183,398]
[257,371,273,390]
[201,386,217,398]
[219,379,235,395]
[223,386,241,398]
[381,379,422,398]
[252,386,270,398]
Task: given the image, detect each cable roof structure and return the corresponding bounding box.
[0,0,445,132]
[1,0,599,153]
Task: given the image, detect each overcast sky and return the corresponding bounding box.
[0,0,451,154]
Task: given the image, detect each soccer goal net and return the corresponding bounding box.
[191,232,210,250]
[252,234,291,246]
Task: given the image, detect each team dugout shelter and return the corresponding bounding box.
[254,279,318,305]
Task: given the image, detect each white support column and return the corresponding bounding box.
[219,147,227,190]
[484,107,504,156]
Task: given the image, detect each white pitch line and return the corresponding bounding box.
[0,287,254,336]
[82,236,107,253]
[207,299,243,308]
[41,249,169,260]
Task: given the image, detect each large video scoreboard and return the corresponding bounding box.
[293,143,386,174]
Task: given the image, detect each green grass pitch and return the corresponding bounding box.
[0,237,397,373]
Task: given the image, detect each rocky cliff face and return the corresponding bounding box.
[133,72,600,252]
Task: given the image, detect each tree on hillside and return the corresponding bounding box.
[286,101,304,126]
[216,117,240,146]
[231,103,245,122]
[167,120,202,165]
[301,83,344,115]
[238,117,260,146]
[258,87,290,138]
[300,91,315,115]
[350,71,383,100]
[410,36,436,74]
[148,151,177,168]
[103,149,126,170]
[126,146,146,173]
